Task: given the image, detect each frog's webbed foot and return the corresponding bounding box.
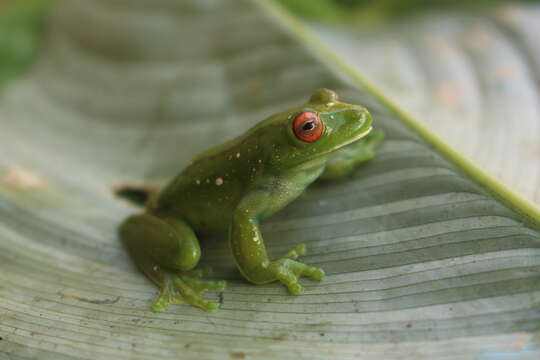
[151,267,226,313]
[268,244,325,295]
[363,128,384,149]
[320,129,385,181]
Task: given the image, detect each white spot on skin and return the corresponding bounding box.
[258,159,262,163]
[330,115,335,119]
[196,179,200,185]
[153,265,159,271]
[236,153,241,158]
[215,177,223,186]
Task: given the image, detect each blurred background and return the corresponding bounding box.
[2,0,539,206]
[276,0,540,206]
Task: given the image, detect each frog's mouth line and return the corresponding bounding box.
[312,125,372,161]
[337,125,373,149]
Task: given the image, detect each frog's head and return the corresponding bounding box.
[256,88,373,169]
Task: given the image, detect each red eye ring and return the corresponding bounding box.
[293,111,324,143]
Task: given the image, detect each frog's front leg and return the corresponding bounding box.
[119,214,226,312]
[319,129,384,181]
[229,191,325,294]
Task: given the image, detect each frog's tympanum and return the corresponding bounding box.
[119,88,384,312]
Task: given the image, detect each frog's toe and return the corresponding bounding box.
[281,243,307,260]
[171,294,219,313]
[167,289,217,311]
[150,269,225,312]
[172,276,225,312]
[181,276,227,292]
[276,269,303,295]
[151,293,171,312]
[286,281,303,295]
[293,243,307,256]
[304,266,325,281]
[185,265,213,278]
[192,278,226,292]
[269,258,325,295]
[203,300,220,312]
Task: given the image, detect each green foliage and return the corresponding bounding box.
[273,0,346,21]
[0,0,55,85]
[275,0,540,22]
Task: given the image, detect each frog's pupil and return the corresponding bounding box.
[303,121,315,131]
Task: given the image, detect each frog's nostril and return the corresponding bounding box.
[351,110,364,121]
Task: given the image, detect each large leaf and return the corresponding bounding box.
[1,0,540,358]
[312,2,540,205]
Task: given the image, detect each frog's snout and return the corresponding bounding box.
[346,107,372,137]
[352,107,368,120]
[350,107,371,126]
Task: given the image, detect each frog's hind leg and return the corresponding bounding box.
[119,213,226,312]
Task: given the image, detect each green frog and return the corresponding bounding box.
[119,88,383,312]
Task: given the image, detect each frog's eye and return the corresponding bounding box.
[293,111,324,143]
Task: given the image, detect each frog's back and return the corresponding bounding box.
[149,135,265,234]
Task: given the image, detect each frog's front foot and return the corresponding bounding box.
[152,267,226,313]
[267,244,325,295]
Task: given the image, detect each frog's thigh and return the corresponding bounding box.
[119,213,201,272]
